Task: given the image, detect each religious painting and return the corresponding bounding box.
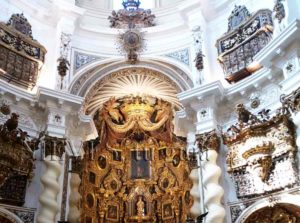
[172,154,180,167]
[85,216,92,223]
[98,155,107,169]
[130,150,150,179]
[162,202,174,220]
[106,204,119,221]
[86,193,95,208]
[112,150,122,161]
[159,148,167,160]
[89,172,96,184]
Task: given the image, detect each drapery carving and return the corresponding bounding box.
[81,96,193,223]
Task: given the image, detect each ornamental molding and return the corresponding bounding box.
[82,67,182,114]
[164,48,190,66]
[73,50,107,72]
[69,60,193,96]
[228,187,300,223]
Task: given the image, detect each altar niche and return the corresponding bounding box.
[130,150,151,180]
[80,96,193,223]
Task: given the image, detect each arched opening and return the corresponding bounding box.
[79,65,193,222]
[243,204,300,223]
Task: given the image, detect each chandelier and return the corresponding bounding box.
[122,0,141,10]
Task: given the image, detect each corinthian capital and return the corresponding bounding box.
[196,129,220,151]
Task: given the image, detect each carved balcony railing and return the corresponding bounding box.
[216,7,273,83]
[0,13,47,89]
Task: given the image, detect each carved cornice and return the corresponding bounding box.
[196,129,220,151]
[222,104,294,146]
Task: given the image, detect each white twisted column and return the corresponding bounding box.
[37,155,62,223]
[187,132,203,218]
[198,130,225,223]
[37,136,66,223]
[68,157,82,223]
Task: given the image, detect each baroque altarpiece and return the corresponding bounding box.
[80,96,193,223]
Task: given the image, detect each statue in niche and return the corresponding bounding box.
[137,196,145,216]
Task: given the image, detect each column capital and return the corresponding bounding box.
[196,129,220,151]
[43,134,66,158]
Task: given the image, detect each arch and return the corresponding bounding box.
[0,207,24,223]
[235,194,300,223]
[69,58,194,97]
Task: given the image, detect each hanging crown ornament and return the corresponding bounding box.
[122,0,141,10]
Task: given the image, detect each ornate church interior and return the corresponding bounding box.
[0,0,299,222]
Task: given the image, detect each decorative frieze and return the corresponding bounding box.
[165,48,190,66]
[74,51,104,72]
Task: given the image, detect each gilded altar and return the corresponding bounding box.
[81,96,193,223]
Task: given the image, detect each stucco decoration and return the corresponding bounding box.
[164,48,190,66]
[222,104,298,199]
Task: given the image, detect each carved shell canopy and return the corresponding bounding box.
[85,68,182,115]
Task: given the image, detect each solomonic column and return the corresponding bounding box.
[196,130,225,223]
[68,156,82,223]
[37,135,66,223]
